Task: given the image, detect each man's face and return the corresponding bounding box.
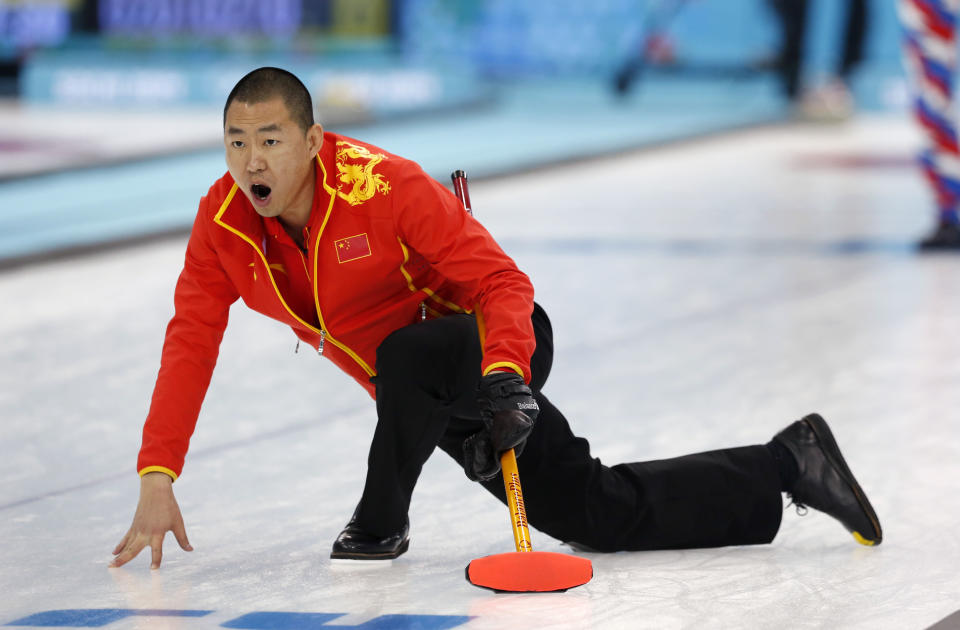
[224,97,322,219]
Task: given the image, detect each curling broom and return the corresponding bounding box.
[450,170,593,593]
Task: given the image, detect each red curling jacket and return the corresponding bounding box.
[137,133,536,480]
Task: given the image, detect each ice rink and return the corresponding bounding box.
[2,115,959,629]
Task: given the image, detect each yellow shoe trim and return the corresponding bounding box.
[852,531,875,546]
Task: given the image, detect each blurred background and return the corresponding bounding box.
[0,0,909,266]
[8,6,960,628]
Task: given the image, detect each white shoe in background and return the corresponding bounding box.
[796,79,855,122]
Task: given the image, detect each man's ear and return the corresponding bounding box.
[307,123,324,155]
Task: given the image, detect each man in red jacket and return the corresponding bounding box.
[110,67,882,569]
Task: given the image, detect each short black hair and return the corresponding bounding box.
[223,67,315,133]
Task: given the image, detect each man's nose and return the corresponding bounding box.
[247,148,266,172]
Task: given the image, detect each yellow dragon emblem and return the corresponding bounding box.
[335,141,391,206]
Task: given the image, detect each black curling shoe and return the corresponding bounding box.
[773,413,883,546]
[330,518,410,560]
[919,222,960,250]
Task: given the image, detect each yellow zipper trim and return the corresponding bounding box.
[297,248,310,278]
[476,306,487,346]
[396,237,468,313]
[312,156,376,377]
[212,169,374,377]
[214,184,327,340]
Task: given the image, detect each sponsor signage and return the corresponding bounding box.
[98,0,302,36]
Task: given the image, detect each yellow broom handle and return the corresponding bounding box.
[460,170,532,554]
[500,448,533,552]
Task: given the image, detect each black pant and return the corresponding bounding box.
[353,304,783,551]
[770,0,868,99]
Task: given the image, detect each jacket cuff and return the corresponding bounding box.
[483,362,525,380]
[138,466,178,481]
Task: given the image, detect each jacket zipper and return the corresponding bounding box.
[307,218,375,376]
[213,182,373,375]
[294,332,323,355]
[295,241,325,356]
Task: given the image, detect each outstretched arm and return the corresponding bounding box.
[121,190,238,567]
[110,472,192,569]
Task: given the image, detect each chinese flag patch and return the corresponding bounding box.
[334,233,372,263]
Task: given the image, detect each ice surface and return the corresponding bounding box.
[1,116,958,629]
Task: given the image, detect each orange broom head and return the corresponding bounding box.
[466,551,593,593]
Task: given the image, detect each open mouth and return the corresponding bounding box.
[251,184,272,201]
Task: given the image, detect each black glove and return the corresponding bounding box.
[463,372,539,482]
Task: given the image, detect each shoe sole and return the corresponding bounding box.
[803,414,883,545]
[329,538,410,561]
